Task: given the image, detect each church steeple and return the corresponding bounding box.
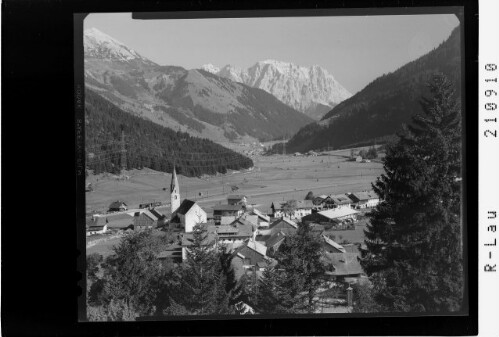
[170,163,180,214]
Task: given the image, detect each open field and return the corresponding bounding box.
[86,147,385,216]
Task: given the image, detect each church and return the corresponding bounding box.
[169,165,207,233]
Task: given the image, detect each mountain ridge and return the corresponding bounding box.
[84,28,313,143]
[283,27,461,153]
[201,59,352,120]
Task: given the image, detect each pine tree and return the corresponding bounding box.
[256,265,300,314]
[170,224,234,315]
[361,73,463,312]
[276,222,326,313]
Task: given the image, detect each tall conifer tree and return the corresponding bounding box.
[361,73,463,312]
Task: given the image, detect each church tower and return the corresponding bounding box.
[170,164,180,214]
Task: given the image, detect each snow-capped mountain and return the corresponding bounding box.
[84,27,156,65]
[83,28,313,144]
[201,60,352,120]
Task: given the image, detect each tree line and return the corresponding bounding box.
[85,89,253,177]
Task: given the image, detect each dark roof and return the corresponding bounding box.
[213,204,244,211]
[329,194,354,205]
[264,231,286,248]
[322,252,364,276]
[175,199,196,215]
[87,225,106,231]
[109,201,127,209]
[269,218,298,230]
[149,208,166,219]
[349,191,378,202]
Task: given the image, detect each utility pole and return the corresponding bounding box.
[120,128,126,174]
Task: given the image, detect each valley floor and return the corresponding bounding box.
[85,147,384,217]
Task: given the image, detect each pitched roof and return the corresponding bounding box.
[87,216,107,227]
[265,231,286,248]
[350,191,378,202]
[109,201,127,209]
[216,225,239,234]
[282,218,298,228]
[240,214,259,227]
[322,235,346,253]
[140,210,159,221]
[322,252,364,276]
[220,216,236,225]
[149,208,165,219]
[213,204,244,211]
[318,207,359,219]
[295,200,314,209]
[175,199,196,215]
[252,209,270,222]
[329,194,354,205]
[269,218,298,229]
[246,239,267,256]
[271,200,284,210]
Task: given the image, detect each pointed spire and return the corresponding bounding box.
[170,163,178,193]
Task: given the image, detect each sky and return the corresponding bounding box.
[84,13,459,94]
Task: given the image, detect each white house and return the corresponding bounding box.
[171,199,207,233]
[86,217,108,236]
[271,200,314,219]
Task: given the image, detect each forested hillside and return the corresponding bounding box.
[285,27,461,152]
[85,89,253,177]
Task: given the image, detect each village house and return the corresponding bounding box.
[321,252,365,284]
[327,194,355,209]
[349,190,380,209]
[212,204,244,224]
[258,218,298,239]
[171,199,208,233]
[215,217,254,246]
[227,195,247,206]
[270,200,314,219]
[262,231,287,256]
[231,239,277,280]
[250,208,271,228]
[321,234,347,253]
[100,212,134,229]
[86,217,108,236]
[302,207,359,228]
[108,200,128,213]
[133,209,167,231]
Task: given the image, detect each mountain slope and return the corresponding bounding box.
[84,28,313,143]
[285,27,461,152]
[201,60,351,120]
[85,89,253,177]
